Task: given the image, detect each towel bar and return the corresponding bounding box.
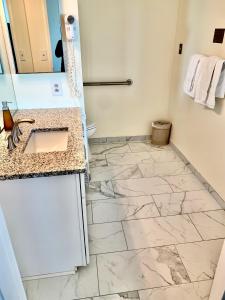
[83,79,133,87]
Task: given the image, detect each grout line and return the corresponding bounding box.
[121,221,129,251]
[95,255,101,297]
[91,175,209,186]
[87,186,207,201]
[87,208,224,225]
[136,279,214,296]
[90,201,94,225]
[84,237,225,257]
[76,279,214,299]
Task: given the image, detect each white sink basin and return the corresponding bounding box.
[24,129,69,154]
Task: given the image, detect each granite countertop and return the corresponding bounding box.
[0,108,86,180]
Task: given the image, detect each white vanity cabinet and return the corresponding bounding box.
[0,173,89,279]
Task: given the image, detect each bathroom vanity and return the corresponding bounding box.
[0,108,89,279]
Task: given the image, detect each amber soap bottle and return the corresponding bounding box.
[2,101,14,131]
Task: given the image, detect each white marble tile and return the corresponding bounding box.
[113,178,173,198]
[176,239,224,281]
[90,143,131,155]
[90,155,108,168]
[106,152,153,166]
[128,142,172,153]
[24,256,99,300]
[139,161,191,177]
[87,201,93,224]
[93,291,139,300]
[122,215,202,249]
[92,196,159,223]
[150,150,182,162]
[153,190,221,216]
[189,210,225,240]
[90,165,142,182]
[97,246,190,295]
[163,174,205,192]
[88,222,127,255]
[128,142,152,153]
[139,280,212,300]
[86,181,115,201]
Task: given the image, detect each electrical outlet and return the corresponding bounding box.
[51,81,63,96]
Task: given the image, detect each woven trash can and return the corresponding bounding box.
[151,121,172,145]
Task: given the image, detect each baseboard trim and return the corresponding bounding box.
[170,142,225,208]
[89,135,151,144]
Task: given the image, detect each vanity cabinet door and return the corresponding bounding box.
[0,206,27,300]
[0,174,87,278]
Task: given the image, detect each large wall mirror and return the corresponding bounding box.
[0,11,17,131]
[2,0,64,74]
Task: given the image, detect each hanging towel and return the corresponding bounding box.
[194,56,220,105]
[184,54,204,97]
[215,63,225,98]
[206,59,225,109]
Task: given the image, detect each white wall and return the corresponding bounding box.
[78,0,180,138]
[169,0,225,200]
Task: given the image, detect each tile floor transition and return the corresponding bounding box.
[24,142,225,300]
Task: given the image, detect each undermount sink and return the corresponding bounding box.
[24,129,69,154]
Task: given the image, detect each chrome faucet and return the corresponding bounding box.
[7,118,35,151]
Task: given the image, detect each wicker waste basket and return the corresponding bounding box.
[151,121,172,146]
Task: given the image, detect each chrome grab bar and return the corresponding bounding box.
[83,79,133,87]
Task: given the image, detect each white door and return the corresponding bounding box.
[209,241,225,300]
[0,206,27,300]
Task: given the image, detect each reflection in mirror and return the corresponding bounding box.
[2,0,64,74]
[0,12,17,132]
[0,55,3,74]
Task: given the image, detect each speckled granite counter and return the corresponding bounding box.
[0,108,86,180]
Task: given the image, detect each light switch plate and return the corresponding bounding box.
[213,29,225,44]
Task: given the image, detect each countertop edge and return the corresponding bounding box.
[0,168,86,181]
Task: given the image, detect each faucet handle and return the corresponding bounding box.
[12,126,21,144]
[7,135,16,151]
[12,119,35,144]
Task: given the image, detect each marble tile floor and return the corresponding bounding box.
[24,142,225,300]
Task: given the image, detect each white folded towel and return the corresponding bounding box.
[206,59,225,109]
[215,63,225,98]
[183,54,204,97]
[194,56,220,105]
